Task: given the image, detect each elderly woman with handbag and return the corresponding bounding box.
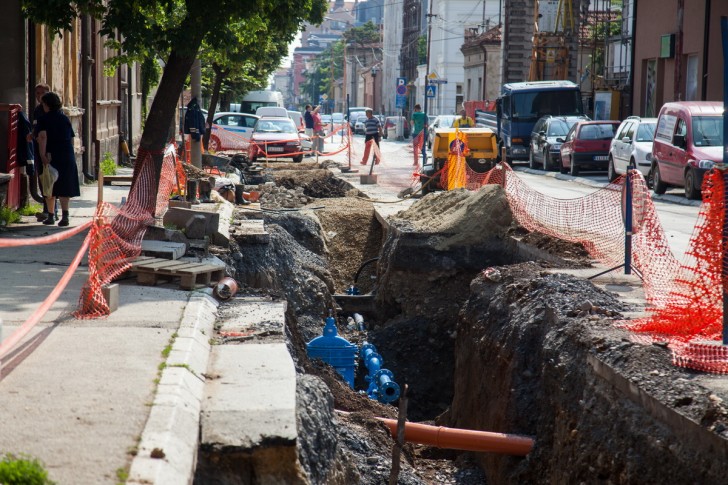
[36,91,80,227]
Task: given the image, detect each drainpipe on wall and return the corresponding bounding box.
[701,0,711,100]
[674,0,684,101]
[480,42,488,101]
[81,15,93,178]
[629,0,638,115]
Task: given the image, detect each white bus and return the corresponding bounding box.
[234,90,284,114]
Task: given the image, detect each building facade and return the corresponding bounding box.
[461,26,502,103]
[633,0,727,117]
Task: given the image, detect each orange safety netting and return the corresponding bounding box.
[475,164,728,373]
[75,145,178,318]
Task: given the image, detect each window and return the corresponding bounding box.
[686,55,698,101]
[636,123,656,142]
[692,116,723,147]
[548,120,571,137]
[673,118,687,146]
[624,122,636,141]
[616,121,632,140]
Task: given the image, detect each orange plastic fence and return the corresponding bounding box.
[471,163,728,373]
[75,146,177,318]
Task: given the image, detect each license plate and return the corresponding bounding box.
[594,155,608,161]
[267,146,284,152]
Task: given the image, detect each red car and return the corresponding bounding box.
[559,120,620,176]
[248,117,307,163]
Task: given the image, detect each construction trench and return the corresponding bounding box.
[194,162,728,484]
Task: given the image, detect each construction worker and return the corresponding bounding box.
[453,109,475,128]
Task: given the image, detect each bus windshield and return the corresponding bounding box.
[511,90,583,121]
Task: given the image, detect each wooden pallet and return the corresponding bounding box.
[130,256,225,290]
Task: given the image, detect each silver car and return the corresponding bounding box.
[608,116,657,181]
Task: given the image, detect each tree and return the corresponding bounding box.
[199,24,290,148]
[22,0,326,210]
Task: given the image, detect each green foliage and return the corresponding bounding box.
[100,151,117,176]
[343,20,380,46]
[140,55,161,123]
[418,35,427,65]
[18,203,43,217]
[0,453,55,485]
[0,206,22,227]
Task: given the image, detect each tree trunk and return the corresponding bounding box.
[130,47,200,214]
[203,64,227,150]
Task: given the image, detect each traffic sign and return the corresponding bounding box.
[396,77,407,95]
[426,85,437,98]
[321,93,329,100]
[396,94,407,109]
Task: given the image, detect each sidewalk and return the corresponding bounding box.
[0,179,209,484]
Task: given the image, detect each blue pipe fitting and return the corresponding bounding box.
[306,312,357,388]
[369,369,400,403]
[360,342,401,403]
[346,285,360,295]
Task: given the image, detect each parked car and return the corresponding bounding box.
[351,112,370,134]
[348,107,371,130]
[559,120,620,176]
[247,117,307,163]
[383,116,411,139]
[287,110,304,132]
[255,106,288,118]
[209,112,259,151]
[608,116,657,182]
[529,115,588,170]
[651,101,723,200]
[427,115,458,148]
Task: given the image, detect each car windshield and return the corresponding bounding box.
[255,120,297,134]
[579,123,617,140]
[636,123,656,142]
[692,116,723,147]
[511,90,583,121]
[438,116,457,128]
[548,120,571,136]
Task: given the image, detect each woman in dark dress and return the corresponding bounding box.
[36,91,80,227]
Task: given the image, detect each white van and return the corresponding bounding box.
[256,106,288,118]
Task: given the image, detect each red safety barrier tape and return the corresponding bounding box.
[0,230,91,363]
[0,220,92,247]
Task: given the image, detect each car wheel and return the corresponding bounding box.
[652,163,667,195]
[607,157,618,182]
[684,169,701,200]
[544,149,553,171]
[569,159,579,176]
[528,149,537,169]
[293,154,303,163]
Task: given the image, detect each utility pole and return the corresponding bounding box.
[190,58,202,169]
[421,0,435,166]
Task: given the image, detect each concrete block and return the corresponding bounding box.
[141,240,187,260]
[211,198,232,247]
[217,298,286,335]
[168,200,192,209]
[100,283,119,313]
[185,215,208,239]
[163,207,220,236]
[200,344,297,449]
[233,220,270,244]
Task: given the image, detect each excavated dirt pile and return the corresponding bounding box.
[447,262,728,484]
[370,186,518,420]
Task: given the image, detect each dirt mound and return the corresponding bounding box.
[313,197,382,293]
[520,230,592,266]
[273,169,355,199]
[394,185,512,250]
[449,262,728,484]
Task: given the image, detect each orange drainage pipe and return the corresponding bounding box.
[378,418,534,456]
[0,232,91,362]
[0,220,92,248]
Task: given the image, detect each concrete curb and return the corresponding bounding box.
[513,166,702,207]
[127,292,219,485]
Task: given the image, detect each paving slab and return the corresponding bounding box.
[141,240,187,260]
[200,343,297,449]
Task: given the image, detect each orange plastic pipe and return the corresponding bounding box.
[378,418,534,456]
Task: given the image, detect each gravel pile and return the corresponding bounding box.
[258,182,314,209]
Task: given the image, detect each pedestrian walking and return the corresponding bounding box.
[410,104,427,166]
[303,105,314,138]
[312,105,325,153]
[360,109,382,165]
[36,91,80,227]
[29,83,55,221]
